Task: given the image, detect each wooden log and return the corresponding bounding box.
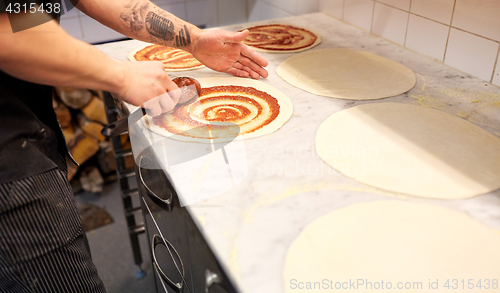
[67,158,79,181]
[82,96,107,125]
[52,97,72,127]
[76,112,105,142]
[62,125,76,144]
[120,133,129,145]
[67,130,100,168]
[96,141,116,174]
[55,87,92,109]
[79,166,104,193]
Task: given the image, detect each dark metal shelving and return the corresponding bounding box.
[102,91,146,279]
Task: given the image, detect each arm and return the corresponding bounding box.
[0,12,179,115]
[77,0,268,79]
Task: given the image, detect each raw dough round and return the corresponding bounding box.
[284,201,500,293]
[276,48,416,100]
[142,77,293,143]
[315,103,500,199]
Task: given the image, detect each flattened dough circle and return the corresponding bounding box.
[284,201,500,293]
[276,48,416,100]
[315,102,500,199]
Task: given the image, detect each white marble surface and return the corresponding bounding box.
[96,13,500,293]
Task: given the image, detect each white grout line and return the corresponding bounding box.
[490,45,500,83]
[442,0,456,62]
[341,0,345,20]
[370,0,375,34]
[183,0,188,23]
[403,0,412,47]
[215,0,220,26]
[449,26,500,44]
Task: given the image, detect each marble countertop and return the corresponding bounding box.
[96,13,500,293]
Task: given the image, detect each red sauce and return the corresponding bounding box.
[134,45,202,69]
[153,85,281,138]
[242,24,317,51]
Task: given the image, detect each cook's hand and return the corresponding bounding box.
[116,61,181,116]
[190,29,268,79]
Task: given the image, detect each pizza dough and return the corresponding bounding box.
[242,24,321,53]
[142,77,293,143]
[128,44,204,71]
[276,48,416,99]
[315,103,500,199]
[284,201,500,292]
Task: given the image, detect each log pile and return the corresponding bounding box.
[53,87,134,193]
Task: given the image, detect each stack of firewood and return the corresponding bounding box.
[53,87,134,193]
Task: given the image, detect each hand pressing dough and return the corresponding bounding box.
[315,102,500,199]
[284,201,500,293]
[276,48,416,100]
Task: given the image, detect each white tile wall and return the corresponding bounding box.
[297,0,319,15]
[319,0,343,19]
[248,0,292,22]
[218,0,247,26]
[60,3,80,19]
[186,0,218,28]
[445,28,499,81]
[256,0,319,17]
[319,0,500,84]
[156,2,186,21]
[59,17,83,40]
[344,0,374,32]
[452,0,500,42]
[261,0,280,7]
[372,3,408,45]
[410,0,454,25]
[278,0,297,14]
[156,0,185,3]
[376,0,410,11]
[79,16,125,44]
[405,14,449,61]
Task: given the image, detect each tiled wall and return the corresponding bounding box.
[319,0,500,86]
[247,0,319,22]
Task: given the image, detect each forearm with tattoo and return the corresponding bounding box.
[119,0,195,49]
[145,11,174,41]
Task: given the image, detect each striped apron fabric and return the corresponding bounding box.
[0,169,106,293]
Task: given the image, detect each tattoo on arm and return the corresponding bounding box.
[120,2,150,32]
[120,1,191,47]
[145,11,174,41]
[175,25,191,47]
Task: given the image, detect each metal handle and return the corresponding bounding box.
[205,269,223,293]
[102,107,147,138]
[138,155,173,211]
[152,234,185,293]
